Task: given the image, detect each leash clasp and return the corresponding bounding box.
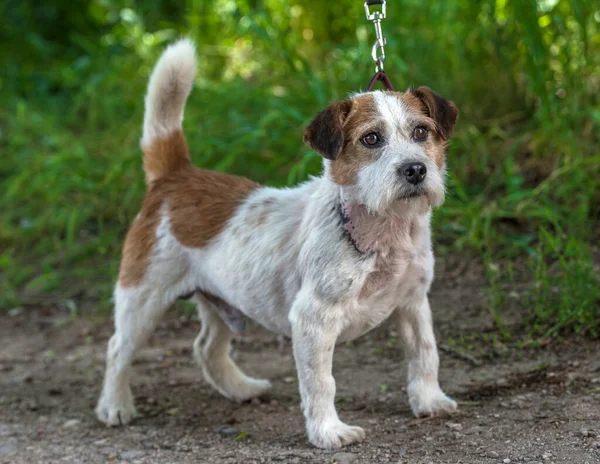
[364,0,387,72]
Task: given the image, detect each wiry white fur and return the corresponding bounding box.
[97,41,457,450]
[141,38,197,147]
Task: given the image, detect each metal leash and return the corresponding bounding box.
[364,0,394,91]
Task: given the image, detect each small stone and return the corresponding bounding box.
[594,442,600,449]
[8,307,22,317]
[332,452,357,464]
[489,451,499,458]
[577,428,589,438]
[503,459,511,464]
[119,450,146,460]
[496,378,509,387]
[63,419,81,428]
[216,426,238,436]
[445,422,463,431]
[25,399,38,411]
[0,438,18,457]
[282,376,296,384]
[542,453,551,461]
[425,436,434,442]
[464,426,483,435]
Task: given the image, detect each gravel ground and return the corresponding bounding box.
[1,257,599,463]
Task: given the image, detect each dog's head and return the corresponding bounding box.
[304,88,458,213]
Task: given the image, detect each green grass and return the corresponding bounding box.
[0,0,599,338]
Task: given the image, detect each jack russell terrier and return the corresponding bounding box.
[96,38,459,450]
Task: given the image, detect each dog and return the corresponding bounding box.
[96,38,459,450]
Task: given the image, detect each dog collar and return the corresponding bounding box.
[339,201,373,254]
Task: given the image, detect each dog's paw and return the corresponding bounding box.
[408,382,457,418]
[95,394,138,426]
[230,377,273,402]
[205,370,273,402]
[307,418,366,450]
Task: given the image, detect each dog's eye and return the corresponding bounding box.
[413,126,428,142]
[361,132,381,147]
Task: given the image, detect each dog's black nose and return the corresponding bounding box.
[400,162,427,185]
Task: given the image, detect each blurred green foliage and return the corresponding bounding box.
[0,0,599,337]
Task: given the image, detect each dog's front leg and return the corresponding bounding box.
[395,296,457,417]
[289,294,365,450]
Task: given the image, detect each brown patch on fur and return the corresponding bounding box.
[409,86,459,141]
[162,168,259,248]
[142,129,191,184]
[405,87,458,168]
[395,92,447,169]
[399,91,427,116]
[118,204,162,288]
[118,166,259,287]
[429,144,446,169]
[330,94,379,185]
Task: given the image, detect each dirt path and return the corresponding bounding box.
[1,258,599,464]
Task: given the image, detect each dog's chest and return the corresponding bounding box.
[338,235,433,342]
[340,248,433,341]
[359,246,431,301]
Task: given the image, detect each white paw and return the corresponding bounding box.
[307,418,366,450]
[95,393,138,426]
[408,383,457,418]
[228,377,272,402]
[198,354,273,402]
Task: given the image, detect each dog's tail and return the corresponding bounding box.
[141,38,197,184]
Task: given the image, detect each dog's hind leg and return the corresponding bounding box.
[96,284,172,426]
[193,293,271,401]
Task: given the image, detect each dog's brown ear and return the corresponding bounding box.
[303,100,353,160]
[409,86,459,141]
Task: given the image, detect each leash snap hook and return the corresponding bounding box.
[371,38,386,72]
